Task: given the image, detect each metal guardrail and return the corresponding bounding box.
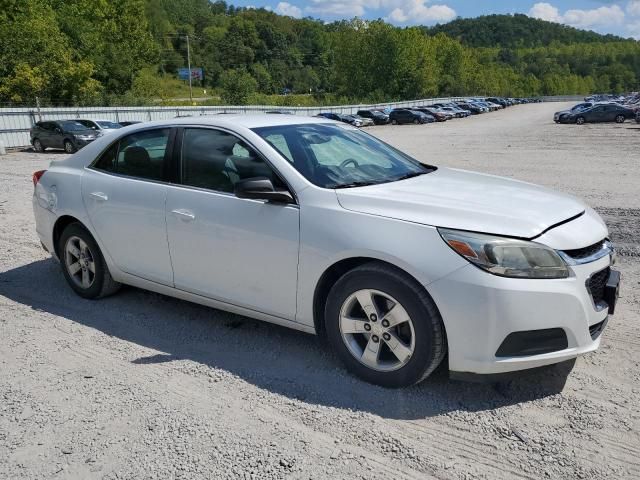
[0,95,577,149]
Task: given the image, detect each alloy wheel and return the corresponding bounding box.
[339,289,416,372]
[64,236,96,289]
[64,140,75,153]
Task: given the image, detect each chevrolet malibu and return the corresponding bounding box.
[32,116,620,388]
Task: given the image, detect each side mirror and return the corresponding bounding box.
[55,128,62,134]
[234,177,294,204]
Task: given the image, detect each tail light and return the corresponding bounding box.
[32,170,46,187]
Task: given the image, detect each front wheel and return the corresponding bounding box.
[615,115,625,124]
[64,139,76,153]
[59,223,121,299]
[33,138,44,152]
[413,118,420,125]
[576,116,586,125]
[325,262,447,388]
[391,119,398,125]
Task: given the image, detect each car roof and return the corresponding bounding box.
[123,114,336,130]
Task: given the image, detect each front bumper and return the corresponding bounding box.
[428,254,614,375]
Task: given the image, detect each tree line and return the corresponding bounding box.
[1,0,638,106]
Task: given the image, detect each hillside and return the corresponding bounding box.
[1,2,639,106]
[426,14,629,48]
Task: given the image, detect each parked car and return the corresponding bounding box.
[636,111,640,123]
[317,112,342,122]
[415,107,449,122]
[30,120,99,153]
[357,109,390,125]
[343,114,374,127]
[486,97,508,108]
[553,103,593,123]
[31,115,619,388]
[555,103,635,124]
[389,108,432,125]
[433,103,471,117]
[119,121,143,127]
[76,119,123,135]
[456,101,484,114]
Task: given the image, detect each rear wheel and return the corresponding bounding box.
[59,223,121,299]
[391,119,398,125]
[33,138,44,152]
[576,116,586,125]
[325,262,447,388]
[64,139,76,153]
[413,118,420,125]
[615,115,625,124]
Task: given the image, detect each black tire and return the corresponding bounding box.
[576,116,585,125]
[58,223,121,299]
[63,139,76,153]
[615,115,625,124]
[413,118,420,125]
[391,119,398,125]
[33,138,44,152]
[324,262,447,388]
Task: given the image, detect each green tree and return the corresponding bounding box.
[219,69,257,104]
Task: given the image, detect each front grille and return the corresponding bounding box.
[589,318,608,340]
[587,267,610,305]
[563,239,606,260]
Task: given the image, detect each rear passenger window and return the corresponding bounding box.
[93,129,170,181]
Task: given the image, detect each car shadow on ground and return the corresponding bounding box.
[0,258,574,420]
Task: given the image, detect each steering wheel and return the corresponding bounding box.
[340,158,359,168]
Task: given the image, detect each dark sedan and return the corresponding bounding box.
[555,104,635,124]
[356,109,390,125]
[389,108,433,125]
[30,120,99,153]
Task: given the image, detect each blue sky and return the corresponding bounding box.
[234,0,640,38]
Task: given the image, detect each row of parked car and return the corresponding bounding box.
[30,96,539,153]
[553,92,640,124]
[317,97,540,127]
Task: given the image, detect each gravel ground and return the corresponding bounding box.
[1,102,639,480]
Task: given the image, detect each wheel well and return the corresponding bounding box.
[52,215,83,257]
[312,257,425,337]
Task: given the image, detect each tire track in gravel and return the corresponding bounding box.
[596,207,640,258]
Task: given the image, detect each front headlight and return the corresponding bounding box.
[438,228,569,279]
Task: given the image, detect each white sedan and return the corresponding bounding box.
[32,115,619,387]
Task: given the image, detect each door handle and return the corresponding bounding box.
[89,192,108,201]
[171,209,195,221]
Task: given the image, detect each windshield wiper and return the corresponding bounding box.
[332,181,381,189]
[393,171,429,181]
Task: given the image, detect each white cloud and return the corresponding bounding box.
[305,0,369,16]
[302,0,455,24]
[528,2,625,29]
[386,1,456,24]
[628,0,640,16]
[275,1,303,18]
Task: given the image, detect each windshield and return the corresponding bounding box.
[97,121,122,129]
[252,123,434,189]
[60,121,89,132]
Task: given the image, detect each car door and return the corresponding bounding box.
[164,127,300,320]
[82,127,175,286]
[588,106,605,122]
[36,122,52,147]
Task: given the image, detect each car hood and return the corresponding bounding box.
[335,167,587,239]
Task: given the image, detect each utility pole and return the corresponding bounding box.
[186,35,193,105]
